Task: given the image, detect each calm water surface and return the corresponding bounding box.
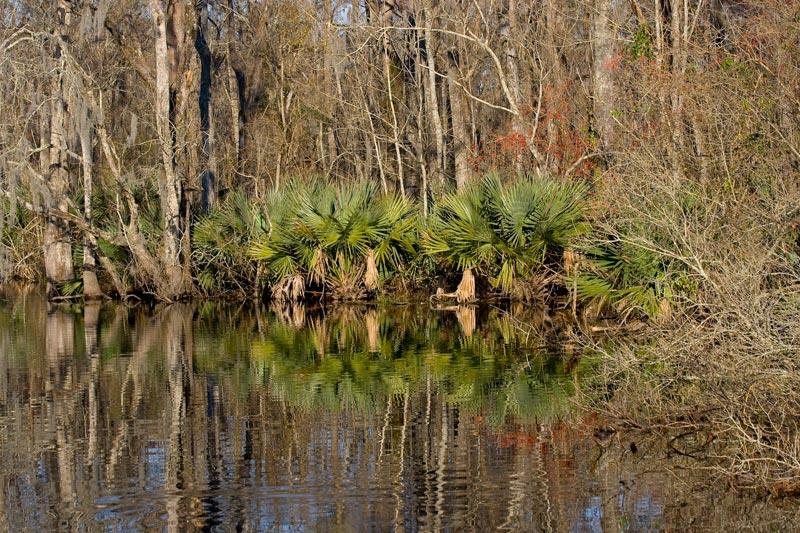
[0,294,793,531]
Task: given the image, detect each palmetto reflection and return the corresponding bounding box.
[250,304,582,425]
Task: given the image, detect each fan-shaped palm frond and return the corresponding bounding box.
[423,174,589,299]
[250,180,419,300]
[576,238,677,320]
[193,190,269,294]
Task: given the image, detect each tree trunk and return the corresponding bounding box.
[592,0,617,152]
[320,1,339,176]
[151,0,191,299]
[44,2,76,295]
[382,31,405,194]
[502,0,523,135]
[669,0,687,180]
[225,41,243,178]
[544,0,568,172]
[423,7,445,184]
[414,36,429,215]
[447,51,471,190]
[77,102,103,299]
[196,2,217,212]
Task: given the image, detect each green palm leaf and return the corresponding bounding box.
[423,174,589,298]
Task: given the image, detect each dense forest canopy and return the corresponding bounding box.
[0,0,797,302]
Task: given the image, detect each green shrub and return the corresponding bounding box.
[575,238,684,320]
[193,190,269,295]
[250,180,418,301]
[422,174,590,301]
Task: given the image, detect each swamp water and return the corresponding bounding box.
[0,295,794,531]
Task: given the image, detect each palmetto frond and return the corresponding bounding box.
[193,190,269,293]
[576,239,676,320]
[250,180,419,298]
[423,174,589,296]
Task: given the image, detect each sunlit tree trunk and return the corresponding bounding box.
[653,0,682,180]
[447,51,471,190]
[226,42,243,178]
[502,0,523,136]
[43,1,76,295]
[592,0,618,152]
[543,0,567,171]
[383,31,405,194]
[151,0,192,299]
[669,0,687,179]
[77,101,103,299]
[423,6,445,185]
[321,1,339,176]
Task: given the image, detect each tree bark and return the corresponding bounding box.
[383,34,405,194]
[502,0,523,135]
[423,7,445,184]
[669,0,687,179]
[447,51,471,190]
[44,1,76,295]
[225,43,243,178]
[152,0,191,299]
[592,0,618,152]
[543,0,568,172]
[77,101,103,299]
[196,2,217,212]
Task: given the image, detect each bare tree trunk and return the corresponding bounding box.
[447,51,471,190]
[592,0,618,152]
[44,2,76,295]
[502,0,523,135]
[423,7,445,183]
[544,0,568,172]
[225,41,243,177]
[77,103,103,299]
[151,0,191,299]
[502,0,524,172]
[321,2,338,176]
[383,33,405,194]
[364,87,388,194]
[654,0,682,180]
[669,0,687,179]
[196,2,217,212]
[414,35,429,216]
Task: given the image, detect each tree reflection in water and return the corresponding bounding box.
[0,296,794,530]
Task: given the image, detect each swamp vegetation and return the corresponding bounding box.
[1,0,799,524]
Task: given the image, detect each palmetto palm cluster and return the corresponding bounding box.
[192,174,681,320]
[576,239,677,321]
[193,190,268,295]
[249,181,417,301]
[422,175,590,302]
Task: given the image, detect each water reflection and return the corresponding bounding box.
[0,296,783,530]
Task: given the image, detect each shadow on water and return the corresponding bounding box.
[0,292,796,530]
